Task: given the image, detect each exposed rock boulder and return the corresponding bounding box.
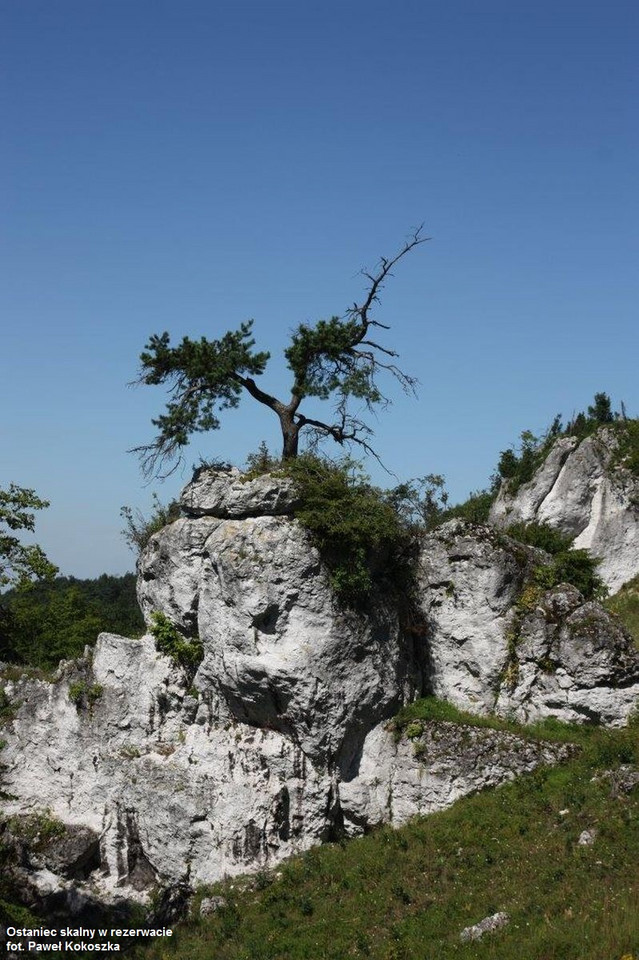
[495,586,639,726]
[339,720,574,833]
[0,634,568,913]
[0,639,335,900]
[138,502,421,769]
[181,466,300,518]
[418,521,639,725]
[416,520,543,713]
[489,427,639,592]
[460,912,510,943]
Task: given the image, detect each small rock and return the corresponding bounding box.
[603,766,639,797]
[181,468,300,519]
[460,912,510,942]
[200,895,227,917]
[577,829,597,846]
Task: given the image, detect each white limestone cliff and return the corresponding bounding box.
[489,427,639,592]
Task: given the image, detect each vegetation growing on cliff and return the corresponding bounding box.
[149,611,203,671]
[241,450,607,608]
[501,521,606,601]
[605,574,639,646]
[496,392,638,494]
[121,494,182,554]
[284,455,416,607]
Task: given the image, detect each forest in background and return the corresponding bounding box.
[0,574,144,670]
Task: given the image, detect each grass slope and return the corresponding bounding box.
[135,706,639,960]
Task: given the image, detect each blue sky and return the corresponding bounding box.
[2,0,638,578]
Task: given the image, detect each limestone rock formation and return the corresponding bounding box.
[0,630,571,917]
[416,521,543,714]
[339,721,574,834]
[489,427,639,592]
[418,521,639,725]
[137,481,421,769]
[495,586,639,725]
[181,466,300,519]
[1,466,638,919]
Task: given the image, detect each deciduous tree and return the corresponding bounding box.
[0,484,57,588]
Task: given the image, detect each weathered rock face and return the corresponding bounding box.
[137,482,422,770]
[1,636,335,911]
[416,521,541,713]
[181,466,301,519]
[339,721,574,834]
[489,428,639,593]
[495,586,639,725]
[417,521,639,725]
[1,468,637,917]
[0,632,570,914]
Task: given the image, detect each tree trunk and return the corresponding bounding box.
[280,416,300,460]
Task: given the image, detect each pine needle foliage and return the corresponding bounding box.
[131,231,426,476]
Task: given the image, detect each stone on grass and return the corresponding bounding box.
[460,911,510,942]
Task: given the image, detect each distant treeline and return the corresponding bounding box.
[0,573,144,670]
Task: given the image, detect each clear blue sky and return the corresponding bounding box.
[2,1,638,578]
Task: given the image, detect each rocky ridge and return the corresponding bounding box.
[489,427,639,592]
[1,453,638,919]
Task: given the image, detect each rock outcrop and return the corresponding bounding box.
[417,521,639,725]
[137,477,421,770]
[489,427,639,592]
[1,465,637,918]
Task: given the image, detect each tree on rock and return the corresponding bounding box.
[132,230,427,477]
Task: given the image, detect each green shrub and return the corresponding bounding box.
[150,612,203,670]
[533,549,606,601]
[281,455,414,607]
[120,494,182,555]
[604,574,639,645]
[505,521,573,555]
[440,488,496,525]
[7,811,66,850]
[387,476,497,532]
[497,424,561,494]
[384,474,449,530]
[68,681,103,710]
[0,687,16,726]
[404,721,424,740]
[243,441,281,478]
[610,419,639,476]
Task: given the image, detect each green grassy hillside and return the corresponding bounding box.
[134,707,639,960]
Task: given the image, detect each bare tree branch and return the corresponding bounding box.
[346,226,429,336]
[132,230,427,474]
